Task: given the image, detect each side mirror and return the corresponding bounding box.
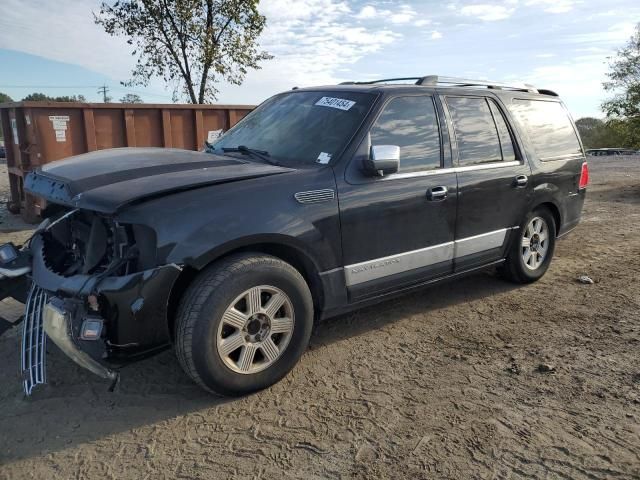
[363,145,400,176]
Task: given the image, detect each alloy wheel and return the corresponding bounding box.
[216,285,294,374]
[522,216,549,270]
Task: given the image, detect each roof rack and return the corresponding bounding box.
[339,75,552,95]
[339,77,423,85]
[417,75,538,93]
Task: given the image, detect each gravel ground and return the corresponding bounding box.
[0,156,639,479]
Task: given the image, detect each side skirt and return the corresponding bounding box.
[318,258,505,321]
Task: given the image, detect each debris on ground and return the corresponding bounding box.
[538,363,556,374]
[578,275,595,284]
[506,361,521,375]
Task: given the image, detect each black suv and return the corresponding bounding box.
[0,75,589,396]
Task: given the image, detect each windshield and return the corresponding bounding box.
[211,91,376,166]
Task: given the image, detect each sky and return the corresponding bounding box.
[0,0,638,118]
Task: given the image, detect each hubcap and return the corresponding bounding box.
[522,216,549,270]
[216,285,294,374]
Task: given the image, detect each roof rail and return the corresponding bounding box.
[339,77,423,85]
[339,75,547,94]
[417,75,538,93]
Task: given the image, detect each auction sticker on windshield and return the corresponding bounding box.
[315,97,356,111]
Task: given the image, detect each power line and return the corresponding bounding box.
[97,85,110,103]
[0,84,175,102]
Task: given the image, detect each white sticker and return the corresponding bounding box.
[315,96,355,111]
[10,119,18,145]
[52,120,68,130]
[25,115,31,126]
[317,152,332,164]
[49,115,70,138]
[207,129,223,143]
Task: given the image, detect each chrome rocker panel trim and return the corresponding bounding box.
[345,228,511,286]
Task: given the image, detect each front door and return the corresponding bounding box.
[338,95,458,300]
[442,95,532,271]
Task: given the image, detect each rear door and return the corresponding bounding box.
[442,95,532,271]
[507,98,587,235]
[338,94,457,300]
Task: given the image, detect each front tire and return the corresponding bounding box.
[501,208,556,284]
[175,253,314,396]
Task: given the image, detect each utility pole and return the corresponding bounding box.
[97,85,110,103]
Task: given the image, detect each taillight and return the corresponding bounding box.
[579,162,589,189]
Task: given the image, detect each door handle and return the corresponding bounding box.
[427,186,448,201]
[514,175,528,187]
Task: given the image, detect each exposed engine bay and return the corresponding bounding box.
[38,206,160,281]
[0,205,181,396]
[42,209,130,277]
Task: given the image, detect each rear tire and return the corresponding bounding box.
[500,208,556,284]
[175,253,313,396]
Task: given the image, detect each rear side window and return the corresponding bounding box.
[370,96,441,173]
[488,101,516,162]
[446,97,506,166]
[509,99,582,161]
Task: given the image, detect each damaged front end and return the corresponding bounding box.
[1,207,181,395]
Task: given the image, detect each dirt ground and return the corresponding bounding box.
[0,156,639,479]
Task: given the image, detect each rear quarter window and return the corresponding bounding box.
[508,99,582,161]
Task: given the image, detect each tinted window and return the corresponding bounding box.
[489,101,516,161]
[509,99,582,161]
[370,96,441,172]
[212,91,375,166]
[446,97,502,165]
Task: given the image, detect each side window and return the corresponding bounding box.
[488,101,516,161]
[508,99,582,161]
[370,96,441,173]
[445,96,502,166]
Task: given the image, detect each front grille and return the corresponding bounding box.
[21,284,49,395]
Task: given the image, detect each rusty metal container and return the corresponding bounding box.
[0,101,254,221]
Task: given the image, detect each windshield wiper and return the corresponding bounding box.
[222,145,280,166]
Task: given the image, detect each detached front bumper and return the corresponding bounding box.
[2,234,183,395]
[43,299,118,383]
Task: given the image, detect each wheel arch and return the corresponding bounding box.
[167,236,326,340]
[533,201,561,236]
[531,183,564,237]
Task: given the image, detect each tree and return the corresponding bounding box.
[602,23,640,119]
[22,93,87,102]
[575,116,639,149]
[55,94,88,102]
[576,117,606,148]
[0,92,13,103]
[119,93,144,103]
[95,0,272,104]
[22,92,51,101]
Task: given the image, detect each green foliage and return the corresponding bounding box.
[95,0,272,104]
[22,92,50,101]
[576,117,640,149]
[599,21,640,149]
[0,92,13,103]
[602,23,640,119]
[22,93,87,102]
[119,93,144,103]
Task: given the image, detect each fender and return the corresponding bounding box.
[115,167,343,273]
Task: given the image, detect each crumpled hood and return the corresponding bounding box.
[25,147,293,213]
